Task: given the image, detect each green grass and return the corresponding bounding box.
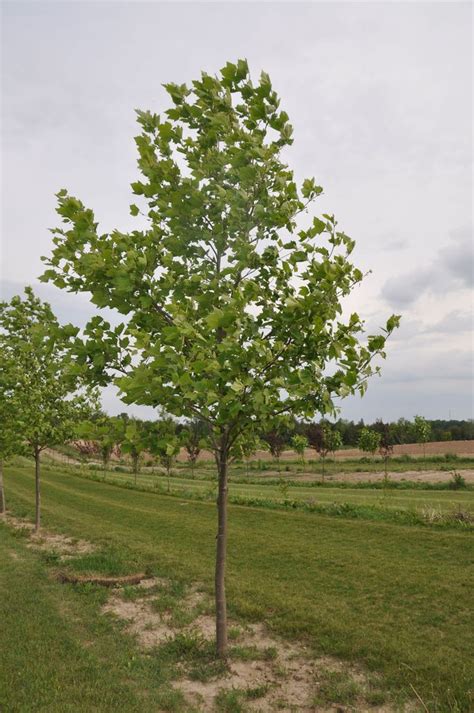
[86,467,474,513]
[39,461,474,529]
[0,524,188,712]
[3,463,474,711]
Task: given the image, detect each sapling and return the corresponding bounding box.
[122,419,147,485]
[375,421,394,487]
[291,434,308,469]
[414,415,431,463]
[358,427,381,461]
[263,421,290,474]
[0,288,98,531]
[42,60,399,655]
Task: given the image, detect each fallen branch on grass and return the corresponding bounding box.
[57,571,150,587]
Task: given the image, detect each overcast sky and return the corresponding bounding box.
[1,0,473,422]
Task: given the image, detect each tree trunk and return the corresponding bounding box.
[215,446,229,658]
[35,447,41,532]
[0,459,5,515]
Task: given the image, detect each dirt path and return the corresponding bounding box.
[298,468,474,484]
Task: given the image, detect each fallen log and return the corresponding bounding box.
[57,571,150,587]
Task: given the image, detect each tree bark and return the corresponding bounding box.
[35,447,41,532]
[0,459,5,515]
[215,445,229,658]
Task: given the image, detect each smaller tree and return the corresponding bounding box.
[233,433,262,477]
[327,428,343,459]
[291,434,308,469]
[148,419,181,492]
[0,289,98,531]
[374,420,394,483]
[358,428,381,460]
[307,423,341,481]
[413,415,431,462]
[262,420,291,474]
[181,420,207,478]
[79,415,125,473]
[122,419,147,485]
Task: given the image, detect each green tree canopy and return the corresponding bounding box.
[41,60,399,654]
[358,427,381,456]
[0,287,98,530]
[414,415,431,460]
[78,414,125,470]
[122,419,148,481]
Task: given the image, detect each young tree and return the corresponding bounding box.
[307,422,341,480]
[262,420,291,473]
[233,433,261,477]
[148,418,181,491]
[358,427,381,460]
[413,415,431,462]
[0,288,97,531]
[291,434,308,468]
[181,419,207,478]
[374,420,394,482]
[41,60,399,656]
[79,415,125,473]
[122,419,147,484]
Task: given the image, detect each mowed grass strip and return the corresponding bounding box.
[74,466,474,513]
[5,465,474,711]
[0,525,185,713]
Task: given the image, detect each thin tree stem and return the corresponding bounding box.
[215,445,229,658]
[35,447,41,532]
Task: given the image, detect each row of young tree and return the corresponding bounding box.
[71,412,440,478]
[2,61,401,657]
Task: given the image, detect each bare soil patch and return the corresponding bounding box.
[297,468,474,485]
[102,577,405,711]
[57,571,150,587]
[5,513,95,559]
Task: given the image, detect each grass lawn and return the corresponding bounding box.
[3,463,474,711]
[0,524,186,712]
[85,466,474,514]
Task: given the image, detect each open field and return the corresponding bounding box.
[2,462,473,711]
[172,440,474,463]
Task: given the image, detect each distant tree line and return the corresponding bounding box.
[290,417,473,447]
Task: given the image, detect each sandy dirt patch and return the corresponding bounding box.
[5,513,95,559]
[295,468,474,485]
[102,577,408,712]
